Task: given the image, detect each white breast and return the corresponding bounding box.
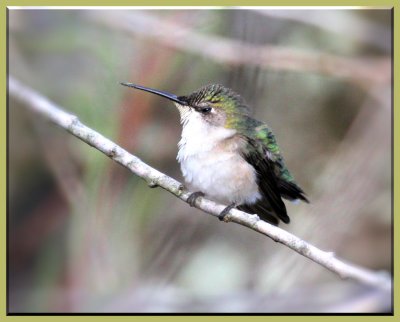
[176,108,261,206]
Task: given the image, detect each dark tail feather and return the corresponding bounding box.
[238,200,289,226]
[279,181,309,203]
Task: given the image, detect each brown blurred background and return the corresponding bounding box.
[8,8,392,313]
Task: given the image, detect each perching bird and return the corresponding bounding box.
[121,83,308,225]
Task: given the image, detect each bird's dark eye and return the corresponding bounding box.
[201,107,212,113]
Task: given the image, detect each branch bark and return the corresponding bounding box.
[9,76,392,293]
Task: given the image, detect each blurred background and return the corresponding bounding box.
[8,8,392,313]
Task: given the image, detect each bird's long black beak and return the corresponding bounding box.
[121,82,187,105]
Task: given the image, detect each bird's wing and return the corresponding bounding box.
[240,135,290,224]
[238,119,308,224]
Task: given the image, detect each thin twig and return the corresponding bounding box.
[88,11,390,88]
[9,76,392,292]
[256,10,391,52]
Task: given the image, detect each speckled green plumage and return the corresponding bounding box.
[179,83,249,115]
[234,115,297,185]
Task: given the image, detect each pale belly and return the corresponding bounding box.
[179,151,261,206]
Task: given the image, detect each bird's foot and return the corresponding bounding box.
[187,191,205,207]
[218,203,236,222]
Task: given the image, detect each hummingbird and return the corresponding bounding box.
[121,82,308,225]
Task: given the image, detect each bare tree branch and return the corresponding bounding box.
[88,11,390,89]
[9,76,392,293]
[256,9,391,52]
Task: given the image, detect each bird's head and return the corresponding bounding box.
[121,83,250,129]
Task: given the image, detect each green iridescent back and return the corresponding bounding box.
[237,116,295,184]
